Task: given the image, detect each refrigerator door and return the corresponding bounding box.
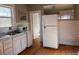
[42,15,58,49]
[43,27,58,48]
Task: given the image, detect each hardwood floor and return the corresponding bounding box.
[19,39,79,55]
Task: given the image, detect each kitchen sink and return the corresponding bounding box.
[0,33,6,38]
[6,30,22,35]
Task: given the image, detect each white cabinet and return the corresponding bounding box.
[0,40,3,55]
[0,32,27,55]
[3,36,13,55]
[13,32,27,55]
[27,31,33,47]
[13,35,22,55]
[21,33,27,51]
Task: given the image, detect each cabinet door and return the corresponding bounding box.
[3,37,13,55]
[21,34,27,50]
[27,31,33,47]
[0,40,3,55]
[13,36,21,55]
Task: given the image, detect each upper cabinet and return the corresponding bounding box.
[15,5,28,27]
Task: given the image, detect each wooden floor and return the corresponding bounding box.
[19,39,79,55]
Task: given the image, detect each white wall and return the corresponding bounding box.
[59,21,79,46]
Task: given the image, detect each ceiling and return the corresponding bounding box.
[15,4,74,10]
[43,4,74,14]
[43,4,74,10]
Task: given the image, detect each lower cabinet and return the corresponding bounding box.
[0,32,27,55]
[3,37,13,55]
[13,32,27,55]
[0,40,3,55]
[13,35,22,55]
[27,31,33,47]
[21,33,27,51]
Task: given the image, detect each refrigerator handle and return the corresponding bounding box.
[44,26,46,29]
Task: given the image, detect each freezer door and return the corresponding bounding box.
[42,15,58,26]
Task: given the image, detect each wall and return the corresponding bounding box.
[59,21,79,46]
[75,4,79,20]
[15,4,29,27]
[28,4,43,11]
[15,4,28,21]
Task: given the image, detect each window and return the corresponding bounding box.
[0,6,12,27]
[59,9,74,20]
[61,15,71,19]
[0,7,11,17]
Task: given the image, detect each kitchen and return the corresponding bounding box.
[0,4,79,55]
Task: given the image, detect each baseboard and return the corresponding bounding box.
[59,38,79,46]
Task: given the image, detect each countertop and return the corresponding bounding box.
[0,35,11,40]
[0,31,27,40]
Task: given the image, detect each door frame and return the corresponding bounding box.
[29,10,42,41]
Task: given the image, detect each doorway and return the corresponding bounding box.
[32,13,40,39]
[30,10,42,48]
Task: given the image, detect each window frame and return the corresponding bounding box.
[0,5,13,27]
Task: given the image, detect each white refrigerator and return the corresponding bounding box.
[42,15,58,49]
